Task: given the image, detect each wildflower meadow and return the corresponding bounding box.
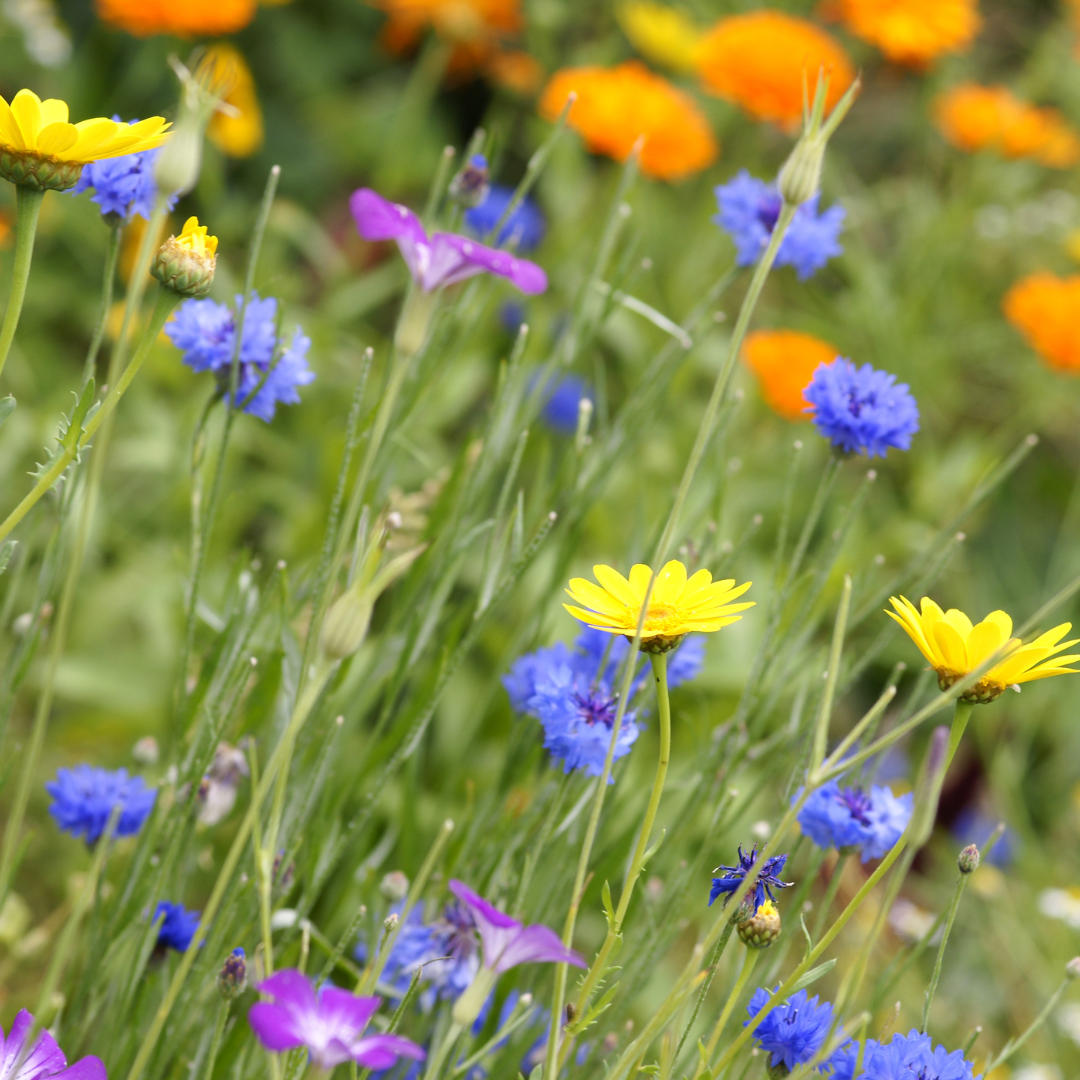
[2,2,1080,1080]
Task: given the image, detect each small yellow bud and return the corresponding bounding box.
[737,899,781,949]
[151,217,218,298]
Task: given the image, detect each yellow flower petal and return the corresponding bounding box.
[565,579,627,617]
[983,609,1013,639]
[653,559,687,603]
[966,619,1006,667]
[10,89,43,146]
[931,619,968,673]
[38,97,68,127]
[593,564,640,609]
[35,122,79,157]
[943,608,973,637]
[0,97,24,149]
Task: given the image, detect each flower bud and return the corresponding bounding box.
[152,216,218,298]
[777,137,823,209]
[728,892,757,926]
[320,586,375,661]
[737,899,781,949]
[153,118,203,200]
[380,871,409,901]
[217,947,247,999]
[383,912,399,933]
[1068,957,1080,980]
[449,153,490,209]
[957,844,980,875]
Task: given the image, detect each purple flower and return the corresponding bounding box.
[745,988,833,1072]
[448,881,584,973]
[0,1010,105,1080]
[803,359,920,458]
[709,845,792,910]
[713,171,845,281]
[249,969,425,1070]
[154,901,199,953]
[350,188,547,295]
[797,781,913,862]
[166,293,315,422]
[46,765,156,844]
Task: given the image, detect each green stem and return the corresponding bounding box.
[123,656,334,1080]
[0,185,45,382]
[811,852,850,943]
[423,1021,463,1080]
[82,221,122,385]
[563,653,672,1056]
[920,870,969,1032]
[674,921,735,1064]
[700,947,759,1069]
[203,999,232,1080]
[984,976,1071,1072]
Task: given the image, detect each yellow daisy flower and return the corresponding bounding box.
[152,217,219,299]
[0,89,170,191]
[887,595,1080,703]
[564,559,753,653]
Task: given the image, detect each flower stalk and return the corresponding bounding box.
[0,184,45,382]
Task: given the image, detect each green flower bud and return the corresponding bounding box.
[737,899,781,949]
[957,844,980,874]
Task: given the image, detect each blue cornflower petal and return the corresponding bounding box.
[667,636,705,689]
[709,845,792,910]
[796,781,912,862]
[803,359,919,458]
[745,987,833,1072]
[465,185,545,252]
[713,171,845,281]
[46,765,156,844]
[537,372,592,435]
[861,1030,977,1080]
[154,901,200,953]
[166,292,315,422]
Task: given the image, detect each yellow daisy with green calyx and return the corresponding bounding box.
[564,559,753,654]
[887,595,1080,704]
[0,90,170,191]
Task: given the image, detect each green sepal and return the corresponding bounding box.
[0,395,15,431]
[787,959,837,994]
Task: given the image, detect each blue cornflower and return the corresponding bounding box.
[154,901,200,953]
[797,781,913,862]
[70,118,177,222]
[709,845,792,910]
[826,1031,976,1080]
[46,765,156,844]
[745,987,833,1072]
[713,171,845,281]
[166,293,315,422]
[803,359,919,458]
[465,186,545,252]
[538,372,591,435]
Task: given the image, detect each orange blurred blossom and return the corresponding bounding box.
[96,0,256,36]
[1003,272,1080,374]
[831,0,979,67]
[742,329,838,421]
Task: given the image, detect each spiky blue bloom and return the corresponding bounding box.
[825,1030,976,1080]
[504,627,704,778]
[797,780,913,862]
[70,119,177,221]
[709,845,792,910]
[745,987,833,1072]
[166,293,315,422]
[154,901,200,953]
[803,359,919,458]
[713,171,845,281]
[465,185,545,252]
[46,765,156,844]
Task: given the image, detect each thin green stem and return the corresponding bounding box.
[700,947,759,1069]
[203,999,232,1080]
[82,221,123,385]
[984,976,1071,1072]
[920,871,969,1033]
[811,852,850,943]
[422,1021,463,1080]
[0,185,45,382]
[674,922,736,1063]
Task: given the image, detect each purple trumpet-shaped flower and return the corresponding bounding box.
[248,969,425,1071]
[0,1010,105,1080]
[448,880,585,974]
[350,189,548,296]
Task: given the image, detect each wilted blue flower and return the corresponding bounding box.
[803,359,919,458]
[154,901,200,953]
[70,119,177,221]
[713,171,845,281]
[166,293,315,422]
[465,186,546,252]
[745,987,833,1072]
[797,780,913,862]
[504,626,704,778]
[709,845,792,910]
[825,1030,976,1080]
[46,765,156,844]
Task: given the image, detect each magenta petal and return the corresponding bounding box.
[494,924,586,973]
[314,1038,355,1070]
[248,1003,305,1052]
[350,188,427,246]
[317,988,380,1035]
[434,234,547,295]
[10,1013,68,1079]
[256,968,319,1012]
[353,1035,426,1071]
[53,1057,106,1080]
[448,880,518,930]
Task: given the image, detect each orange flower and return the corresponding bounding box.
[695,11,855,128]
[96,0,256,36]
[742,330,837,421]
[1003,273,1080,374]
[934,85,1080,168]
[204,44,264,158]
[539,62,718,181]
[832,0,979,66]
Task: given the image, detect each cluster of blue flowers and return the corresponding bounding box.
[804,359,920,458]
[713,171,845,281]
[165,293,315,422]
[70,118,177,221]
[46,765,156,844]
[709,845,792,910]
[797,780,913,862]
[504,626,703,778]
[745,987,977,1080]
